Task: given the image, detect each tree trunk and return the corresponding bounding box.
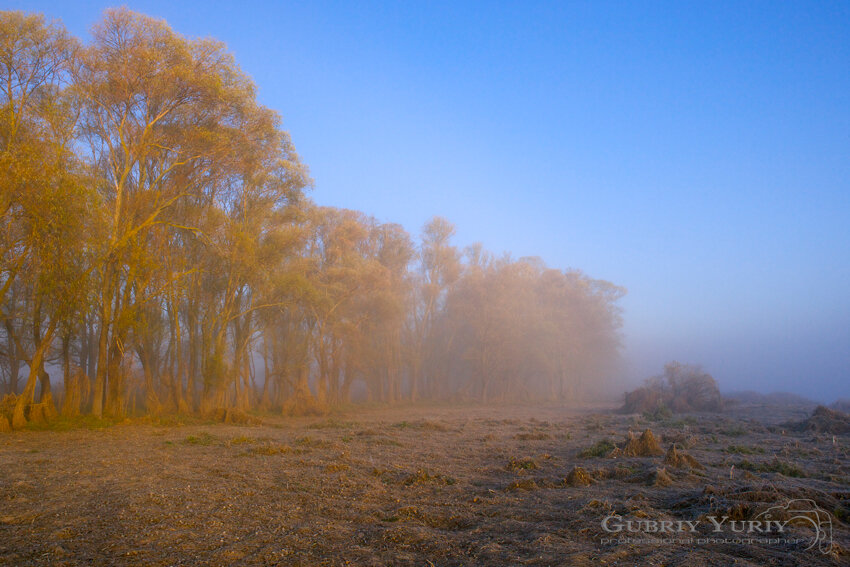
[92,275,113,418]
[104,336,124,416]
[12,320,57,428]
[3,318,20,395]
[38,368,58,419]
[409,357,421,402]
[186,305,199,411]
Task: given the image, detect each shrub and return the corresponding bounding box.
[622,362,723,414]
[578,439,616,458]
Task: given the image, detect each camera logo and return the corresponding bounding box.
[753,499,833,554]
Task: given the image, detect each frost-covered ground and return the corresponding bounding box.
[0,403,847,566]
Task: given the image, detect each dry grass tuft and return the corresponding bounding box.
[421,419,450,431]
[249,443,292,456]
[663,444,704,470]
[653,467,673,487]
[564,466,594,487]
[325,462,349,473]
[622,429,664,457]
[403,468,456,486]
[228,435,260,445]
[793,405,850,435]
[507,478,539,491]
[506,456,538,472]
[515,432,551,441]
[181,433,219,446]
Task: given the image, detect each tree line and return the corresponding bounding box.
[0,9,625,429]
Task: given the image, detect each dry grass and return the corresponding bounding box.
[0,403,847,566]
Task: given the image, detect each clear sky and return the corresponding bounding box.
[10,1,850,401]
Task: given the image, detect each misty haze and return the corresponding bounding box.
[0,3,848,566]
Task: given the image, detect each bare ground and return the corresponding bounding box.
[1,403,848,566]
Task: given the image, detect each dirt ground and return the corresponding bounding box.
[0,402,848,566]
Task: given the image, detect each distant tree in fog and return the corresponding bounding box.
[623,362,722,414]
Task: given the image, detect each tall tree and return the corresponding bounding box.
[0,12,92,427]
[407,217,459,400]
[73,8,307,416]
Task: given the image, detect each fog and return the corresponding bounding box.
[626,329,850,404]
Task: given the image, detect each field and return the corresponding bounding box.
[1,403,848,566]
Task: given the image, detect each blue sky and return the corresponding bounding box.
[11,1,850,400]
